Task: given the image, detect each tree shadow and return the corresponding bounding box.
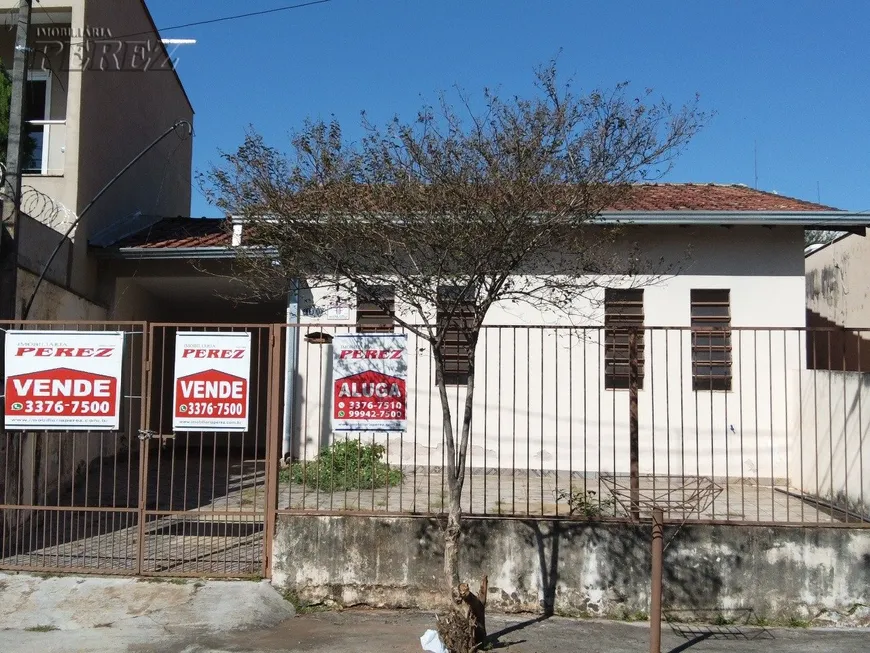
[667,633,713,653]
[485,615,548,648]
[526,521,562,616]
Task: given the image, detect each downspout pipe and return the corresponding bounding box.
[282,280,300,461]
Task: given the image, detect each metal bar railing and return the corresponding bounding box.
[274,324,870,528]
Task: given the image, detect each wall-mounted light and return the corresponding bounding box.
[304,332,333,345]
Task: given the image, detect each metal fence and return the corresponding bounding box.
[2,321,868,579]
[278,324,870,527]
[0,321,146,574]
[0,321,280,577]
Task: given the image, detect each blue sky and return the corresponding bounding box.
[146,0,870,216]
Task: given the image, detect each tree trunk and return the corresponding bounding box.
[444,484,462,590]
[438,576,489,653]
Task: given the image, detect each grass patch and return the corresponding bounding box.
[280,441,403,491]
[787,617,811,628]
[25,625,59,632]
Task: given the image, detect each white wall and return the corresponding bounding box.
[793,370,870,516]
[287,225,811,485]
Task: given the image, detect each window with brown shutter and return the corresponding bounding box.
[356,286,395,333]
[691,289,732,391]
[604,289,645,389]
[436,289,475,386]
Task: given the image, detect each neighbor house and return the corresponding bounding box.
[0,0,193,320]
[805,228,870,371]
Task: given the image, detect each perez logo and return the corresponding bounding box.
[338,349,402,360]
[16,347,114,358]
[181,349,245,359]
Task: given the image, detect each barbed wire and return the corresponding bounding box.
[0,182,77,230]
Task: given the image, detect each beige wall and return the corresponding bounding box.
[0,1,81,217]
[72,0,193,298]
[16,266,106,320]
[806,230,870,329]
[0,0,194,317]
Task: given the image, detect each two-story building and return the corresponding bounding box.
[0,0,192,320]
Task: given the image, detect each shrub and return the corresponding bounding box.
[283,440,403,491]
[554,488,619,518]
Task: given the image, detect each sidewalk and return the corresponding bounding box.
[1,573,868,652]
[207,610,870,653]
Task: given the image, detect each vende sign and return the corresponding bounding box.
[173,332,251,432]
[4,331,124,431]
[333,334,407,432]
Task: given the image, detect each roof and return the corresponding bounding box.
[95,184,866,258]
[110,217,230,249]
[610,183,838,212]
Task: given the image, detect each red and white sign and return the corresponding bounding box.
[173,332,251,432]
[3,331,124,431]
[333,334,407,431]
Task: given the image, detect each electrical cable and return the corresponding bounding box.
[21,119,193,319]
[66,0,332,46]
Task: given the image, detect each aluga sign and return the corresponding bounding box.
[3,331,125,431]
[173,332,252,432]
[332,333,407,431]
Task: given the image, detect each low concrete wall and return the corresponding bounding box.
[273,515,870,626]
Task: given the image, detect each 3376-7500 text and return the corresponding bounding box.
[180,402,244,416]
[14,400,111,414]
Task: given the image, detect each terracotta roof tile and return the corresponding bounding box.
[103,185,841,250]
[609,184,839,212]
[111,217,230,249]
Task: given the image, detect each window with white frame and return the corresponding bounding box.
[24,71,51,174]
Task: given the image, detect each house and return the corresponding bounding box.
[805,229,870,371]
[0,0,193,320]
[92,183,870,520]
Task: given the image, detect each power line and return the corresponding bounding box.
[153,0,332,34]
[67,0,332,45]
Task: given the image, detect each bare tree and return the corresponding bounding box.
[805,229,843,248]
[205,63,705,649]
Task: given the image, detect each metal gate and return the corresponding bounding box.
[0,321,279,577]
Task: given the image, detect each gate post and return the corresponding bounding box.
[135,322,153,576]
[629,328,640,521]
[262,324,282,579]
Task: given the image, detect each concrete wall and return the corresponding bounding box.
[289,225,809,483]
[272,515,870,625]
[16,267,107,320]
[793,370,870,517]
[806,230,870,329]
